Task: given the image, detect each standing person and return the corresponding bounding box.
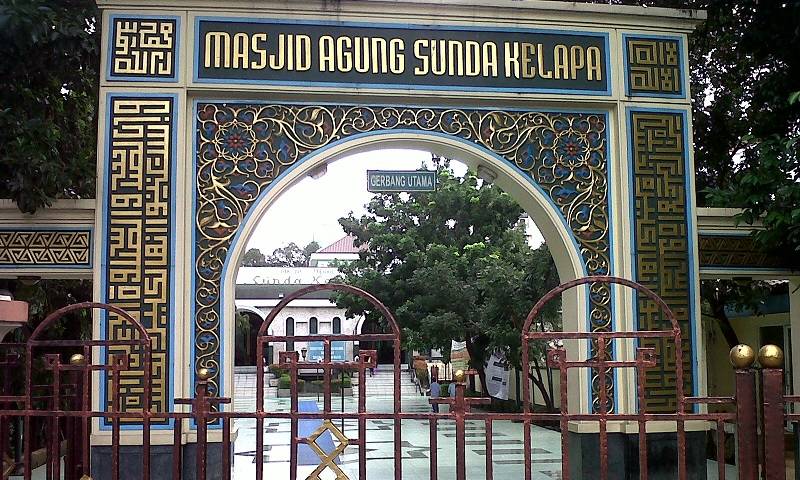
[430,375,441,413]
[448,380,456,398]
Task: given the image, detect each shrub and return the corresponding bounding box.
[268,364,285,377]
[278,374,291,389]
[342,376,351,388]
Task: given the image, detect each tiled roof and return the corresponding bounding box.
[316,235,365,254]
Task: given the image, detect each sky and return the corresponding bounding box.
[245,148,543,254]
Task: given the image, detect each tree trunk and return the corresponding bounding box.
[465,336,488,397]
[529,354,555,411]
[707,292,741,350]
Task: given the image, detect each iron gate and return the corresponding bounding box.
[0,276,792,479]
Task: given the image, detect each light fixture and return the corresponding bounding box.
[301,347,308,361]
[308,163,328,180]
[476,165,497,184]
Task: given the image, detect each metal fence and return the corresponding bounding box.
[0,277,791,479]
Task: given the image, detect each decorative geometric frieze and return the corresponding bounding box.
[699,234,786,270]
[625,35,684,97]
[193,104,613,406]
[0,229,91,267]
[103,95,176,422]
[629,109,694,412]
[108,16,179,81]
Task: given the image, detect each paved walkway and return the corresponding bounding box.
[231,373,742,479]
[232,373,564,479]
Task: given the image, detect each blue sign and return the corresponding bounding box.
[307,341,347,362]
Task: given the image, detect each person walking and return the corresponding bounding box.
[430,376,441,413]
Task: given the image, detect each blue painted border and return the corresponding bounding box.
[191,100,614,421]
[622,33,686,99]
[626,106,699,407]
[100,92,178,430]
[191,16,612,96]
[106,14,181,83]
[0,226,93,269]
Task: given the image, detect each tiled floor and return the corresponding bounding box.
[233,371,565,478]
[230,373,747,479]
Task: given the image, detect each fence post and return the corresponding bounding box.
[760,345,786,480]
[731,345,758,480]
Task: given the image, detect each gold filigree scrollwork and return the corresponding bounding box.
[194,104,611,406]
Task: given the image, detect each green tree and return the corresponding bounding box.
[303,241,321,264]
[707,112,800,266]
[240,248,267,267]
[264,241,320,267]
[0,0,99,213]
[0,278,92,342]
[332,164,561,408]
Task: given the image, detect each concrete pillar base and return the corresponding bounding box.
[91,442,230,480]
[567,430,708,479]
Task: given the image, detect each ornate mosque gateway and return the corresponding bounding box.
[2,1,800,479]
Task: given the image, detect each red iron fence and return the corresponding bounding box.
[0,277,792,479]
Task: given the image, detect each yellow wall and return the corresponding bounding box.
[704,312,791,398]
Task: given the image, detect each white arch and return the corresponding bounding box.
[219,132,592,411]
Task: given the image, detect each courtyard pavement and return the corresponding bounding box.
[231,373,738,479]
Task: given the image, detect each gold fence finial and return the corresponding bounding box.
[758,344,784,369]
[729,344,755,369]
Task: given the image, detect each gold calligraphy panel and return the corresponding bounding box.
[625,36,683,97]
[104,96,174,421]
[109,17,178,80]
[630,110,693,412]
[0,229,90,267]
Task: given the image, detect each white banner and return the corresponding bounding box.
[450,340,470,372]
[485,350,510,400]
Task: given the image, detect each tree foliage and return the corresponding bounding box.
[332,163,561,406]
[0,278,92,342]
[0,0,99,213]
[707,125,800,266]
[240,242,321,267]
[240,248,268,267]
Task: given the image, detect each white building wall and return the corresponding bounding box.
[236,303,362,364]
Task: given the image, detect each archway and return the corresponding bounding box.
[195,107,615,414]
[234,306,266,367]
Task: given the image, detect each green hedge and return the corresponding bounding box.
[278,374,291,389]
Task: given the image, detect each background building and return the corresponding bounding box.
[234,236,365,367]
